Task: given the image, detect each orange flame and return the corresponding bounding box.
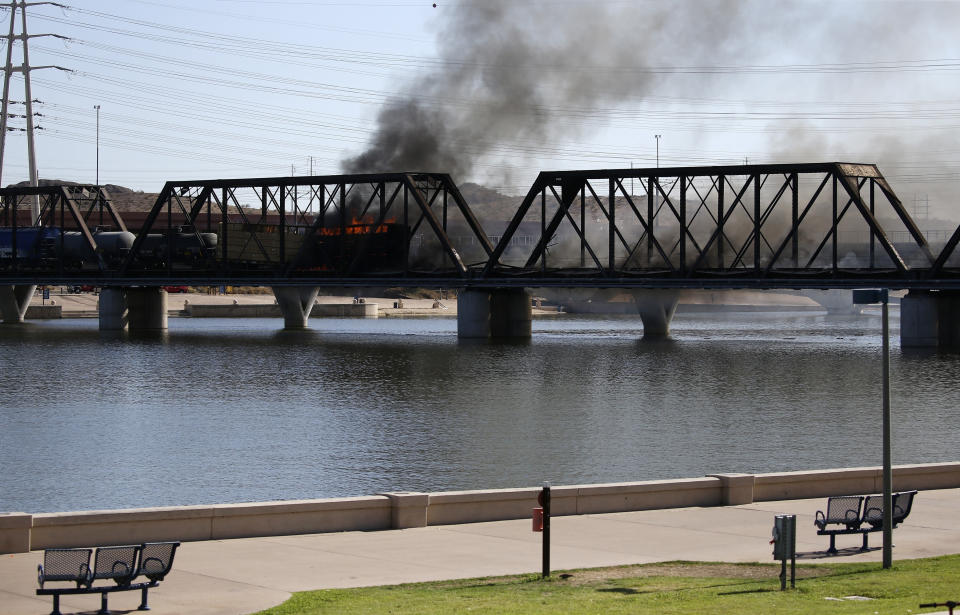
[318,217,396,237]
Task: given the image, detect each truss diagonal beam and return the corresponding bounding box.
[836,174,907,272]
[870,176,935,266]
[437,177,495,258]
[402,175,467,275]
[547,184,606,273]
[482,175,546,275]
[119,183,172,274]
[524,179,583,269]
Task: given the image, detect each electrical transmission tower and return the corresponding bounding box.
[0,1,70,224]
[912,193,929,220]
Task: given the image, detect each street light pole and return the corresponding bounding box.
[655,134,661,168]
[881,291,892,569]
[94,104,100,185]
[853,288,893,569]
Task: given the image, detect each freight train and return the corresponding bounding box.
[0,226,217,269]
[0,222,406,272]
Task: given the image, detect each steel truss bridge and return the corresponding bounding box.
[3,163,960,290]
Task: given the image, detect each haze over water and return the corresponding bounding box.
[1,312,958,514]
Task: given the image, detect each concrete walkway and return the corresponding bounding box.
[3,488,958,615]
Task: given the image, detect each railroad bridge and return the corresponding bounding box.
[2,163,960,346]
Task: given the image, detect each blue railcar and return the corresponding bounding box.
[0,227,62,263]
[0,227,138,268]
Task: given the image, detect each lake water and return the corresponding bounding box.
[1,311,958,513]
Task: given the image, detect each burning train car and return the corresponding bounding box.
[315,221,407,272]
[220,220,407,273]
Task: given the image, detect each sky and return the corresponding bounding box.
[2,0,960,221]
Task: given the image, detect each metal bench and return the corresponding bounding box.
[814,495,864,554]
[814,491,917,554]
[858,490,917,550]
[36,541,179,615]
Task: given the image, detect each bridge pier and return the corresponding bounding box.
[900,290,960,348]
[272,286,321,329]
[633,290,679,339]
[0,284,36,324]
[99,287,168,331]
[457,288,532,339]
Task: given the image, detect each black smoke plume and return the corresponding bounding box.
[342,0,745,181]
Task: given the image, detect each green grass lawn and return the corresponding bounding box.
[255,555,960,615]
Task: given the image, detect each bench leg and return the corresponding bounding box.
[99,591,110,615]
[861,533,870,552]
[50,594,62,615]
[827,535,838,555]
[139,585,151,611]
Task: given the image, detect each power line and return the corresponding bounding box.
[35,5,960,76]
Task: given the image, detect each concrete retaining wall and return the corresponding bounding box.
[184,303,378,318]
[26,497,392,550]
[185,304,281,318]
[3,462,958,554]
[25,304,62,319]
[312,303,378,318]
[753,462,960,501]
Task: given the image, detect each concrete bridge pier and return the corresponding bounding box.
[457,288,532,339]
[0,284,37,323]
[99,287,168,331]
[632,290,679,339]
[272,286,321,329]
[900,290,960,348]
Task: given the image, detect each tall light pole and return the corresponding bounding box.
[94,104,100,185]
[880,290,892,569]
[655,134,661,168]
[852,288,893,569]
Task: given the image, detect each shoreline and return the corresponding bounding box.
[25,289,831,320]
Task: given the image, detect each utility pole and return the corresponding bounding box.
[654,134,661,168]
[0,2,15,188]
[307,155,314,214]
[0,1,70,224]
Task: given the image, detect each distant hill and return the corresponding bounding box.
[458,182,522,222]
[7,179,528,220]
[7,179,160,211]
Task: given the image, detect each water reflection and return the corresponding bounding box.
[0,313,958,513]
